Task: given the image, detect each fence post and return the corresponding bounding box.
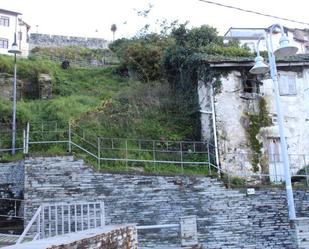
[97,137,101,169]
[207,143,211,175]
[26,122,30,154]
[180,142,184,174]
[41,122,44,140]
[23,129,26,154]
[68,123,72,153]
[303,154,309,188]
[153,141,156,171]
[125,139,128,170]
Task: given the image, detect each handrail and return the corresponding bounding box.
[16,205,42,244]
[136,224,179,229]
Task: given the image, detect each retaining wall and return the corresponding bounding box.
[22,156,309,248]
[0,161,24,198]
[29,34,109,50]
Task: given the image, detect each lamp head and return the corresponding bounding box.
[274,34,298,57]
[8,42,21,55]
[249,55,269,75]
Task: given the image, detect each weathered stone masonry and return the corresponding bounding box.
[29,33,109,50]
[21,156,309,249]
[0,161,24,198]
[46,226,137,249]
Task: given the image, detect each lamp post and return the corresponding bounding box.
[8,34,21,155]
[250,24,298,220]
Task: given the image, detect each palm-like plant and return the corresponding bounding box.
[111,24,117,42]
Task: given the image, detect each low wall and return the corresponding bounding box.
[23,156,309,249]
[5,225,137,249]
[29,33,109,50]
[48,226,137,249]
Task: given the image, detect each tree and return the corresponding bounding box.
[111,24,117,42]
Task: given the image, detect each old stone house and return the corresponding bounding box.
[0,8,30,57]
[198,54,309,181]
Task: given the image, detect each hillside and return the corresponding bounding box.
[0,52,200,147]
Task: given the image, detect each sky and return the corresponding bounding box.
[1,0,309,41]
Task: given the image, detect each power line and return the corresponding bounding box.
[198,0,309,26]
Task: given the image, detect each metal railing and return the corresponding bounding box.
[0,129,25,153]
[3,121,218,175]
[0,198,24,219]
[2,121,309,187]
[70,124,217,172]
[136,216,198,248]
[221,151,309,188]
[17,201,105,244]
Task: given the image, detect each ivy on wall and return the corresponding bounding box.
[246,98,271,172]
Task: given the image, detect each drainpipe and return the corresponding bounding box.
[210,83,220,169]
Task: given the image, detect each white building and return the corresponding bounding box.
[198,55,309,182]
[0,8,30,57]
[224,26,309,54]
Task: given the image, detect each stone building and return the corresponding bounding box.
[198,54,309,181]
[0,8,30,57]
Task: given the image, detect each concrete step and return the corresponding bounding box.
[0,233,19,247]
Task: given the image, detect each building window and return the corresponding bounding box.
[279,73,297,96]
[240,73,261,99]
[0,38,8,49]
[0,16,9,27]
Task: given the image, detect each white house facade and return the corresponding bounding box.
[0,8,30,57]
[198,56,309,182]
[224,26,309,54]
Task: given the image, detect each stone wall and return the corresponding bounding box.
[5,226,137,249]
[0,160,24,198]
[29,33,109,50]
[46,226,137,249]
[0,72,39,100]
[0,73,23,100]
[23,156,309,249]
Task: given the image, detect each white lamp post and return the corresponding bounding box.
[8,35,21,155]
[250,24,298,220]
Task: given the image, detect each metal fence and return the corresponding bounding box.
[1,121,309,187]
[8,121,218,175]
[16,201,105,244]
[0,198,24,219]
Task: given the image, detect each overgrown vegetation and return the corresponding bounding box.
[30,46,116,64]
[246,98,271,172]
[0,22,253,175]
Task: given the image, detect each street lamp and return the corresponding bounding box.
[250,24,298,220]
[8,35,21,155]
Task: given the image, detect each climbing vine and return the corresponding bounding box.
[246,98,271,172]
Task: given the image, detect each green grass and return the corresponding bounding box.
[0,53,204,175]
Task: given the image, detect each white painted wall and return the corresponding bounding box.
[261,68,309,174]
[225,30,307,54]
[0,11,29,57]
[199,68,309,177]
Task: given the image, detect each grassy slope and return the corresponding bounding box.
[0,54,205,174]
[0,55,130,126]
